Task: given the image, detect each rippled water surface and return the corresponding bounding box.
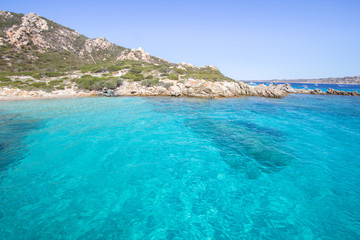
[0,95,360,239]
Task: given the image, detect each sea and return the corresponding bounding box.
[251,82,360,93]
[0,91,360,239]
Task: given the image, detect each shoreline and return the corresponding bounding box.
[1,80,359,101]
[0,94,97,102]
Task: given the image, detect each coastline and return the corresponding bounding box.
[0,94,96,101]
[1,80,359,101]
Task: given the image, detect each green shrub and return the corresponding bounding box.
[55,84,66,90]
[146,75,154,79]
[44,72,66,77]
[0,76,11,82]
[48,80,63,86]
[182,68,234,82]
[141,78,160,87]
[159,82,173,89]
[122,72,144,81]
[130,66,144,74]
[103,78,123,89]
[174,68,186,74]
[28,82,54,92]
[158,66,170,73]
[74,76,122,90]
[168,74,179,80]
[107,65,123,72]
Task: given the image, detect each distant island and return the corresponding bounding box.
[250,76,360,85]
[0,10,359,100]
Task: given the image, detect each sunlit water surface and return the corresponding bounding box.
[0,95,359,239]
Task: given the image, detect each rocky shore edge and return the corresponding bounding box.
[1,79,359,100]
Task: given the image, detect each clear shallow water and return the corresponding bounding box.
[0,95,360,239]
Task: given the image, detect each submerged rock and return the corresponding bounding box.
[101,87,116,97]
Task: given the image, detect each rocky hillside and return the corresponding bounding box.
[0,11,125,71]
[0,10,227,79]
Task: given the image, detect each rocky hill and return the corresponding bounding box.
[0,11,178,72]
[1,11,222,73]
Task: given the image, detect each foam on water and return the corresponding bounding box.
[0,95,359,239]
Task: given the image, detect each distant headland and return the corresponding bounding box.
[250,76,360,85]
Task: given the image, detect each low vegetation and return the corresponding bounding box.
[0,76,69,92]
[73,75,123,91]
[0,54,232,93]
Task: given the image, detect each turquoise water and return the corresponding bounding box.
[0,95,360,239]
[286,83,360,92]
[253,82,360,92]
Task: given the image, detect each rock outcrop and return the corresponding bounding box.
[295,88,326,95]
[326,88,360,96]
[117,47,168,64]
[178,62,195,68]
[0,86,95,99]
[84,37,112,53]
[114,80,296,98]
[1,79,359,100]
[5,12,49,49]
[1,11,84,52]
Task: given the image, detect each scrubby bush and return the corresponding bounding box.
[141,78,160,87]
[158,66,170,73]
[182,68,234,82]
[121,72,144,81]
[174,68,186,74]
[48,80,63,86]
[0,76,11,82]
[80,65,105,73]
[74,76,106,90]
[44,72,66,77]
[28,82,54,92]
[107,65,124,72]
[130,66,144,74]
[103,78,123,89]
[159,82,173,89]
[55,84,66,90]
[168,74,179,80]
[74,75,122,90]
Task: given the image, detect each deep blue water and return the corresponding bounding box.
[252,82,360,92]
[0,95,360,239]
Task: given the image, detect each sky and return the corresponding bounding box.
[2,0,360,80]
